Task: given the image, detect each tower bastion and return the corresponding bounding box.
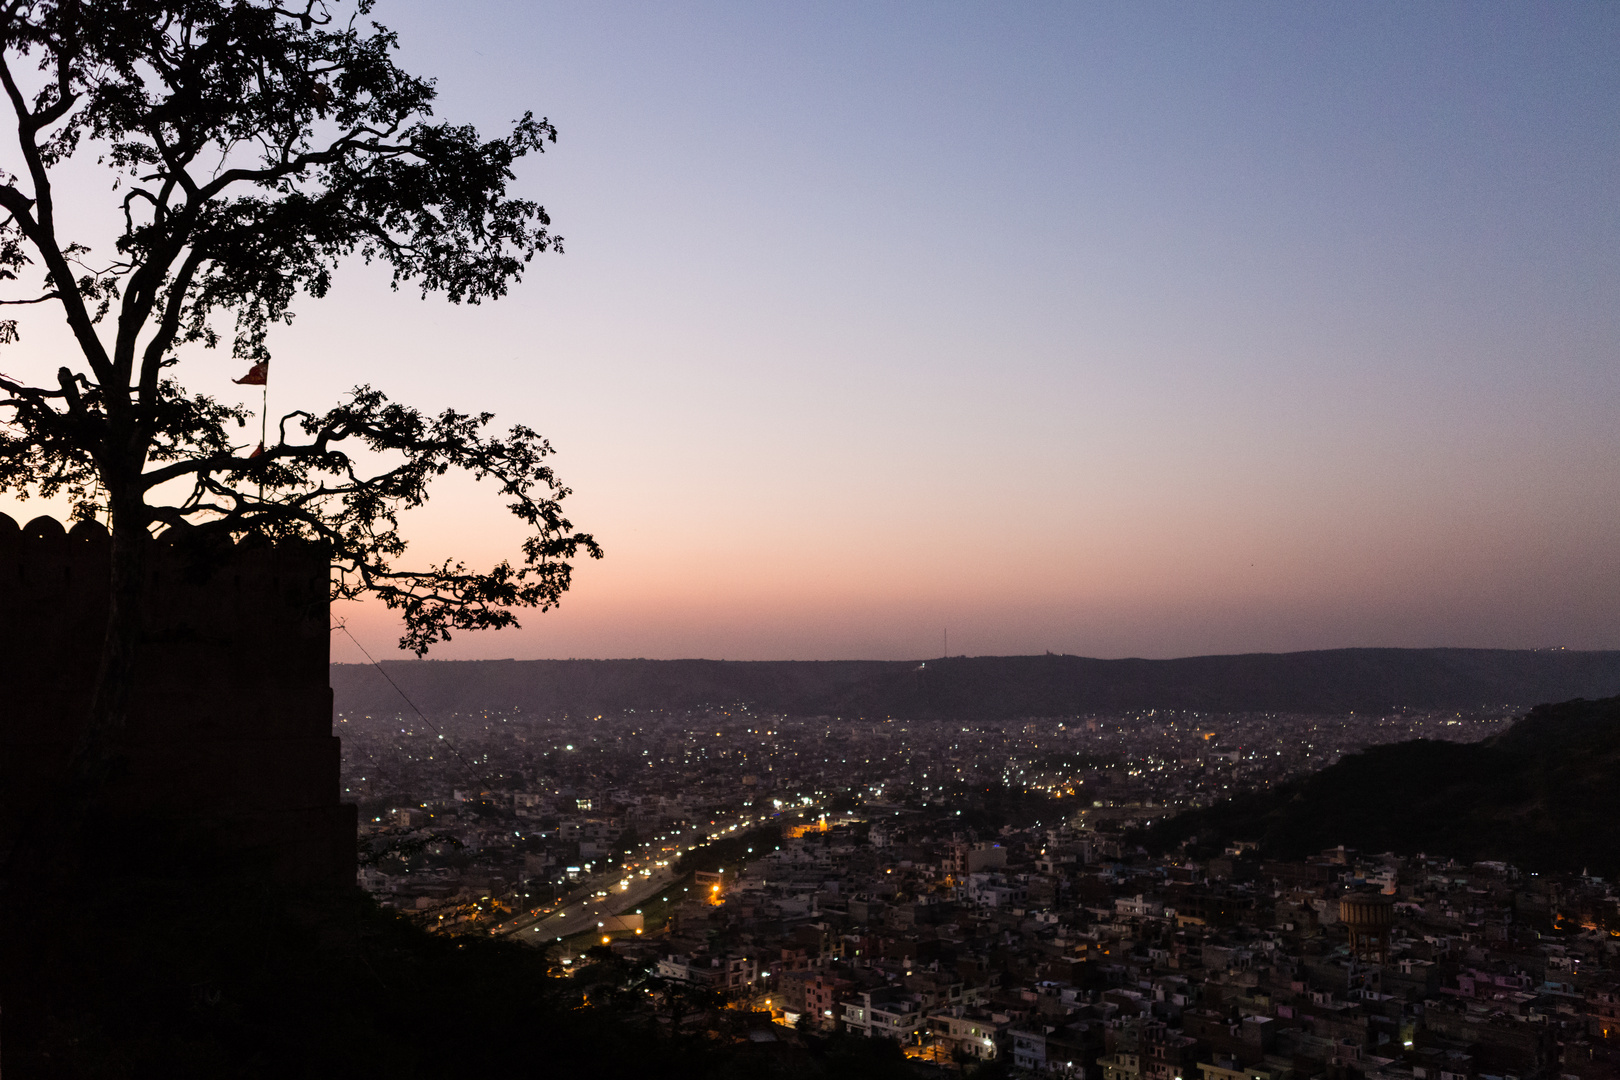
[0,513,355,885]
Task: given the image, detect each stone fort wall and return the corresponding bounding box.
[0,513,355,885]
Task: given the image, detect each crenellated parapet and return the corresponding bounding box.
[0,514,355,886]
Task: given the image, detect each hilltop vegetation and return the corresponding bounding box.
[332,648,1620,720]
[1138,695,1620,876]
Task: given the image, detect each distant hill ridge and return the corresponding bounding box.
[329,648,1620,720]
[1139,693,1620,876]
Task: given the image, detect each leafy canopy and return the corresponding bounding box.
[0,0,600,652]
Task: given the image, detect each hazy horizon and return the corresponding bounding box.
[323,645,1609,666]
[4,2,1618,663]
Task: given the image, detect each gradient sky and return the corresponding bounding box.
[3,2,1619,662]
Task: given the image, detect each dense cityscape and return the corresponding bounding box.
[328,703,1620,1077]
[341,706,1510,917]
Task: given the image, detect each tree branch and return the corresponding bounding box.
[0,53,114,383]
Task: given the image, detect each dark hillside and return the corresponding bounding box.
[1138,695,1620,875]
[330,648,1620,720]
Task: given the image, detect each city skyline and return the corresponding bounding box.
[3,2,1617,662]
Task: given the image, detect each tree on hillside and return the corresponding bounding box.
[0,1,600,836]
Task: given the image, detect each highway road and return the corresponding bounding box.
[493,807,784,946]
[509,866,677,944]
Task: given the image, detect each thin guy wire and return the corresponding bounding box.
[332,619,492,794]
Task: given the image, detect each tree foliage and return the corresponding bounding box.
[0,0,599,654]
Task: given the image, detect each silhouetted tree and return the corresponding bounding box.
[0,2,599,842]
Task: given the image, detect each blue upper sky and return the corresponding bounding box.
[5,2,1617,660]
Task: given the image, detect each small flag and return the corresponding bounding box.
[233,360,268,386]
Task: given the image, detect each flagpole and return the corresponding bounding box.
[258,383,267,502]
[232,360,270,499]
